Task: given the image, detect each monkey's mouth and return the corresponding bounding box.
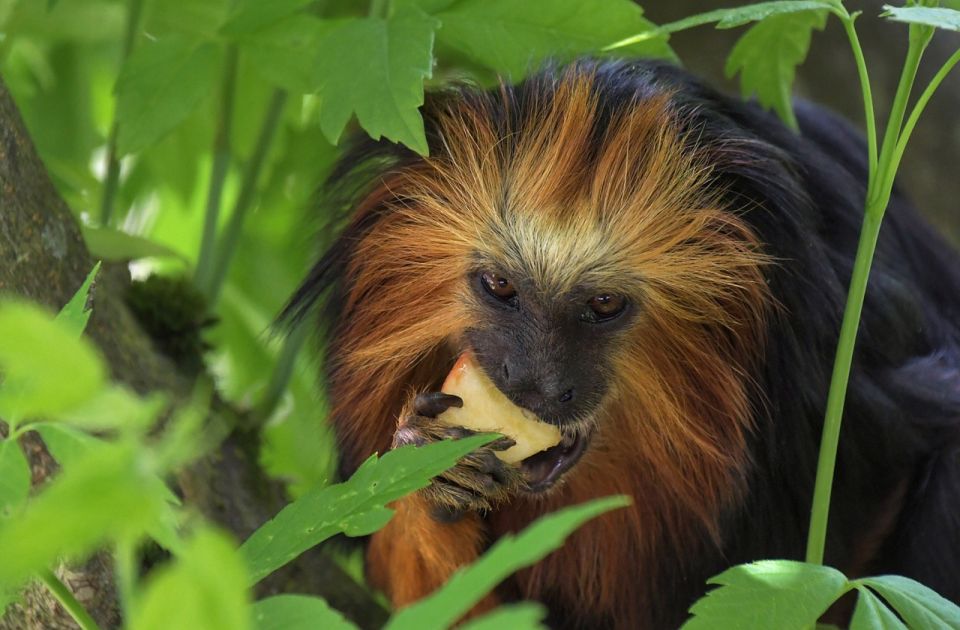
[520,431,590,492]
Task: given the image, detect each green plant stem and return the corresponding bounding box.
[206,89,288,305]
[891,47,960,182]
[872,24,929,205]
[839,13,877,181]
[253,319,310,426]
[99,0,144,226]
[113,539,137,620]
[804,28,931,567]
[39,569,102,630]
[195,46,239,294]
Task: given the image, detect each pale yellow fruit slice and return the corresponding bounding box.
[438,352,562,464]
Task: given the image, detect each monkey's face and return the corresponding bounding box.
[461,245,639,491]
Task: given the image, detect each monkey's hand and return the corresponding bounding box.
[394,392,526,521]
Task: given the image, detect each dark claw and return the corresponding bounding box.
[414,392,463,418]
[490,437,516,452]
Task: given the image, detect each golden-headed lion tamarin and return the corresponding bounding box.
[286,59,960,628]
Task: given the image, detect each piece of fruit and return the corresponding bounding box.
[438,352,562,464]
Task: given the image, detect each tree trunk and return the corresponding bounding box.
[0,77,386,630]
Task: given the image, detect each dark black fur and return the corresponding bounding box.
[288,59,960,623]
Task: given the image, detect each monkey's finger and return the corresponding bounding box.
[424,480,492,514]
[414,392,463,418]
[490,437,516,452]
[430,502,467,523]
[438,467,499,497]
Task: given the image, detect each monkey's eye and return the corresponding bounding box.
[586,294,626,321]
[481,271,517,301]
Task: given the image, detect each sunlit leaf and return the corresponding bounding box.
[81,226,187,263]
[436,0,673,78]
[54,262,100,338]
[221,0,315,35]
[240,435,495,584]
[882,5,960,32]
[0,301,105,425]
[683,560,850,630]
[459,603,547,630]
[850,586,907,630]
[724,10,828,130]
[45,386,166,433]
[0,438,29,519]
[241,16,333,93]
[116,35,222,155]
[252,594,357,630]
[0,442,167,590]
[859,575,960,629]
[131,528,251,630]
[313,7,438,153]
[34,423,102,468]
[385,496,629,630]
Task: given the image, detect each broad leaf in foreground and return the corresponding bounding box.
[252,594,357,630]
[683,560,849,630]
[849,586,907,630]
[859,575,960,629]
[54,262,100,337]
[313,7,438,154]
[0,442,168,589]
[0,301,105,425]
[385,496,629,630]
[240,434,495,584]
[459,603,548,630]
[882,6,960,32]
[724,10,828,130]
[131,528,251,630]
[116,35,221,155]
[0,439,29,519]
[436,0,672,78]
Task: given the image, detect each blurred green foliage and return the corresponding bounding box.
[3,0,958,627]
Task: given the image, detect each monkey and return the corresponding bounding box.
[284,59,960,628]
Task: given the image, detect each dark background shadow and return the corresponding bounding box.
[644,0,960,241]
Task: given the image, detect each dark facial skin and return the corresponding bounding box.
[464,268,633,431]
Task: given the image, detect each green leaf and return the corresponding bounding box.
[314,7,438,153]
[437,0,673,78]
[81,226,187,263]
[116,35,221,155]
[44,386,167,433]
[0,441,168,590]
[850,586,908,630]
[252,594,357,630]
[221,0,315,35]
[54,262,99,338]
[882,6,960,32]
[724,10,828,130]
[859,575,960,630]
[385,496,629,630]
[683,1,834,32]
[459,603,548,630]
[34,423,102,468]
[242,16,334,93]
[683,560,850,630]
[131,528,251,630]
[0,301,105,425]
[240,434,495,585]
[0,438,29,519]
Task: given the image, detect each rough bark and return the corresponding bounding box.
[0,76,387,629]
